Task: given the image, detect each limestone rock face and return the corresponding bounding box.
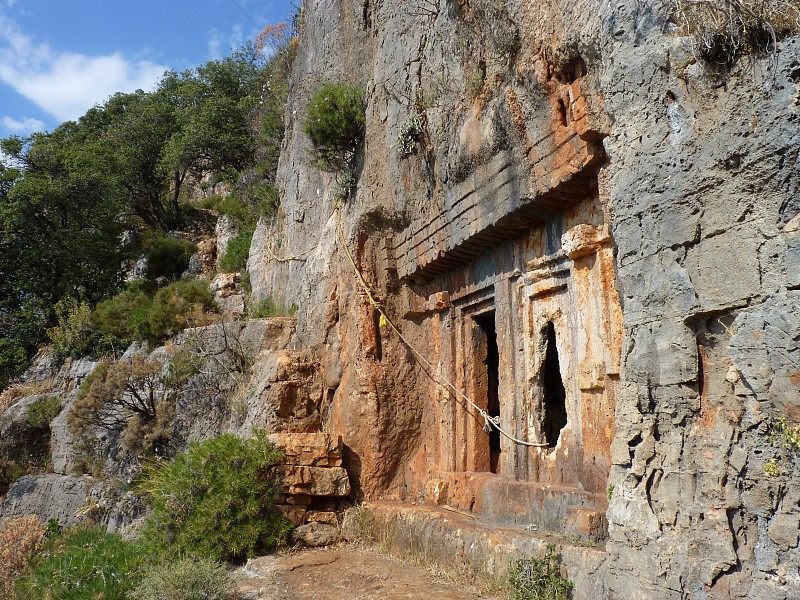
[245,0,800,596]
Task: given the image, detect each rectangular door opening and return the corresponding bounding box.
[474,311,501,474]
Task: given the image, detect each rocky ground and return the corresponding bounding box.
[235,544,503,600]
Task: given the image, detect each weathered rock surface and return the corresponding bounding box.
[268,432,343,466]
[274,465,351,497]
[0,474,109,527]
[245,0,800,597]
[290,522,340,547]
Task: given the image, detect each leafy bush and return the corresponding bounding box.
[219,228,254,272]
[47,298,104,362]
[303,82,365,171]
[93,287,153,350]
[250,295,298,318]
[146,279,218,343]
[141,431,291,561]
[15,527,146,600]
[25,396,61,429]
[0,515,46,599]
[131,555,233,600]
[142,231,197,282]
[508,544,573,600]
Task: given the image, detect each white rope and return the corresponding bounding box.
[335,202,549,448]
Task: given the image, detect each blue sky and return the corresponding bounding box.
[0,0,294,139]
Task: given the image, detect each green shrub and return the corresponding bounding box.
[93,287,153,349]
[47,298,104,362]
[141,431,291,561]
[249,295,298,318]
[131,555,233,600]
[16,527,146,600]
[303,82,365,171]
[508,544,573,600]
[146,279,218,343]
[219,229,254,273]
[142,231,197,281]
[26,396,61,429]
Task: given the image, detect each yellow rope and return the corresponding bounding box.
[335,202,550,448]
[266,227,319,263]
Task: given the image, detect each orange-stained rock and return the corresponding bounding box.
[274,465,351,497]
[269,432,343,467]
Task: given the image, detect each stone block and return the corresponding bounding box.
[274,465,351,497]
[276,504,307,526]
[291,522,339,547]
[268,432,343,467]
[305,510,339,526]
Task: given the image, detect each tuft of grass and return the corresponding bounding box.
[673,0,800,65]
[0,515,46,599]
[508,544,573,600]
[131,555,233,600]
[15,527,146,600]
[249,295,298,318]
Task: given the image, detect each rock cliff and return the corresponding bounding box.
[247,0,800,598]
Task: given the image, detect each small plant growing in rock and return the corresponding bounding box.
[508,544,573,600]
[767,416,800,452]
[765,457,781,477]
[397,110,424,158]
[303,82,366,171]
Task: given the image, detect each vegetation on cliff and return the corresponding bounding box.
[0,22,298,389]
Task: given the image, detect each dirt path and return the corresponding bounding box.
[236,544,504,600]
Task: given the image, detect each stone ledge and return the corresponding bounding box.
[341,501,607,600]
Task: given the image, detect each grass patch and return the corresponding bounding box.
[0,515,46,599]
[249,295,298,318]
[673,0,800,65]
[15,527,146,600]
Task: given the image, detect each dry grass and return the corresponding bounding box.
[0,516,46,599]
[673,0,800,64]
[0,379,54,416]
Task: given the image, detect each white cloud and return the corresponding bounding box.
[207,24,244,60]
[0,13,167,123]
[1,115,45,135]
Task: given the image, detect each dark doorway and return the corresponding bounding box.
[474,312,501,473]
[542,321,567,448]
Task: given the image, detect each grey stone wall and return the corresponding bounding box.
[247,0,800,597]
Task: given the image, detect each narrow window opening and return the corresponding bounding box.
[556,97,568,126]
[542,321,567,448]
[474,312,501,473]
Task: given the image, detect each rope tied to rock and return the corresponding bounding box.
[334,201,550,448]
